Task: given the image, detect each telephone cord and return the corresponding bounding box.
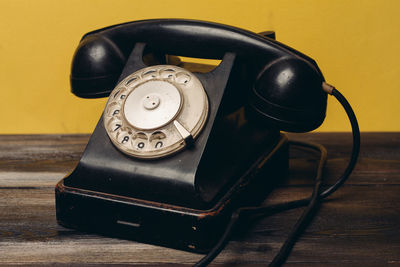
[194,140,326,267]
[194,87,360,267]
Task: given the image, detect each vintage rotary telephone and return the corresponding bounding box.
[56,19,360,266]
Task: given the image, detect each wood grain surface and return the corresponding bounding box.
[1,133,399,266]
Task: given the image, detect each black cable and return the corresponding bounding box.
[194,211,240,267]
[268,142,325,267]
[320,88,360,198]
[237,88,360,214]
[195,141,327,267]
[194,87,360,266]
[267,88,360,266]
[238,141,327,218]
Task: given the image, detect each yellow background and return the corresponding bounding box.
[0,0,399,133]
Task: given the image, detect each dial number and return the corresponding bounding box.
[117,133,131,147]
[155,141,163,148]
[113,123,121,132]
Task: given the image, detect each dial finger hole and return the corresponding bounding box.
[149,131,166,142]
[176,72,191,84]
[160,68,176,79]
[125,76,139,86]
[142,69,157,78]
[136,132,148,140]
[112,88,127,100]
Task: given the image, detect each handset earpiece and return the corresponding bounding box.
[248,57,327,132]
[70,34,126,98]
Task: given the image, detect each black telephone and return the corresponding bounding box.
[56,19,359,265]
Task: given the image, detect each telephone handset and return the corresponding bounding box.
[56,19,356,263]
[70,19,326,132]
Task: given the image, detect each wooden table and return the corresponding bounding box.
[1,133,399,266]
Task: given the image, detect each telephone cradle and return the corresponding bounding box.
[55,19,360,263]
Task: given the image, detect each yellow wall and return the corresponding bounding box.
[0,0,399,133]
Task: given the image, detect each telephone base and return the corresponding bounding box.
[55,134,288,253]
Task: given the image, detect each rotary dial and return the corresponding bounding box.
[103,65,209,159]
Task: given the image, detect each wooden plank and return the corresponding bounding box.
[0,134,88,173]
[1,186,399,265]
[0,133,399,265]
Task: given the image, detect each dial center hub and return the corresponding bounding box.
[123,80,182,130]
[142,94,160,110]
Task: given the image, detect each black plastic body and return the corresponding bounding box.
[56,19,329,252]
